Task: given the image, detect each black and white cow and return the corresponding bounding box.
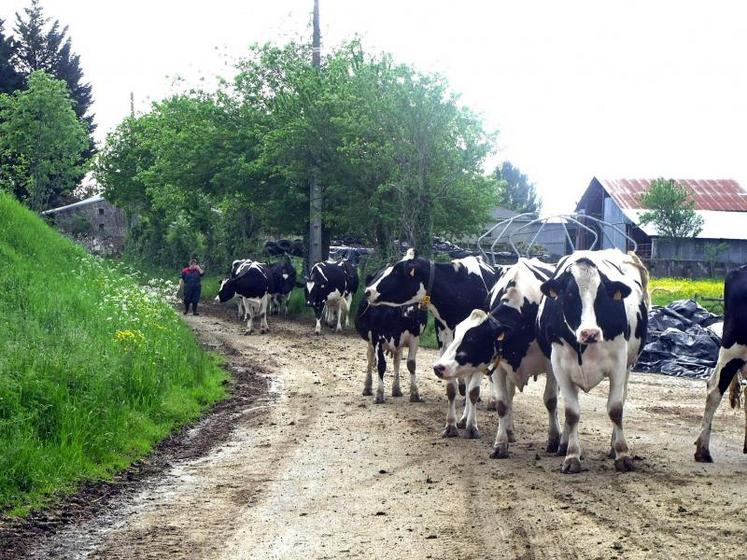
[216,261,273,334]
[355,294,428,404]
[305,260,359,334]
[365,249,501,437]
[230,259,253,320]
[268,257,297,316]
[537,249,649,474]
[433,258,559,454]
[695,264,747,462]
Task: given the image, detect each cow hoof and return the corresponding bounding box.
[490,444,510,459]
[409,393,424,403]
[456,418,467,429]
[561,457,582,474]
[362,387,373,396]
[546,436,560,454]
[614,456,635,472]
[694,448,714,463]
[608,447,616,460]
[391,386,403,397]
[465,426,481,439]
[556,442,568,456]
[486,400,497,411]
[507,430,516,443]
[243,330,252,336]
[374,394,385,404]
[314,331,321,336]
[442,425,459,438]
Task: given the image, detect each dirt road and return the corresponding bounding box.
[23,306,747,559]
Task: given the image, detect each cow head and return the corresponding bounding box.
[540,258,631,345]
[305,265,336,321]
[365,249,430,307]
[215,277,237,302]
[432,309,513,379]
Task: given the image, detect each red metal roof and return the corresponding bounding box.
[596,178,747,212]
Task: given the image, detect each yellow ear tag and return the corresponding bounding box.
[496,332,505,341]
[420,295,431,309]
[409,268,416,277]
[550,289,558,299]
[613,291,622,301]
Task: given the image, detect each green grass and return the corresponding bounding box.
[649,277,724,311]
[0,193,226,515]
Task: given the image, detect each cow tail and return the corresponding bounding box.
[728,371,743,410]
[375,339,387,379]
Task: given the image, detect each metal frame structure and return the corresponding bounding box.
[477,213,638,265]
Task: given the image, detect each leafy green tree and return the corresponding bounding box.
[0,18,22,94]
[638,178,704,238]
[12,0,95,142]
[0,70,88,210]
[495,161,541,213]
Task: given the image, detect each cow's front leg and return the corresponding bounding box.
[461,372,481,438]
[363,342,374,396]
[335,302,344,332]
[608,367,633,472]
[544,371,561,453]
[391,347,403,397]
[442,380,459,437]
[407,340,422,402]
[344,294,352,328]
[554,361,582,474]
[490,368,511,458]
[486,369,498,411]
[695,354,743,462]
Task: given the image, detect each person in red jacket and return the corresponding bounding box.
[179,258,204,315]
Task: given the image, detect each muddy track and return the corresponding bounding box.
[9,304,747,559]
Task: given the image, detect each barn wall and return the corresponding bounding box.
[652,238,747,264]
[601,196,630,250]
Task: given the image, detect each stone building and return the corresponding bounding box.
[42,195,127,255]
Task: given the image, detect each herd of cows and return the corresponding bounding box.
[214,250,747,473]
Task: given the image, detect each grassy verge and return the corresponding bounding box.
[0,194,226,515]
[648,277,723,311]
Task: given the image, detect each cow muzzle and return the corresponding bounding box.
[578,327,602,345]
[433,364,446,378]
[365,288,379,303]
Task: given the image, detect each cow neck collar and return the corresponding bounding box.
[420,260,436,310]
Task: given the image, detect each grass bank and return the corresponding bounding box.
[0,194,226,515]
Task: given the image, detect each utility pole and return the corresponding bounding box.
[308,0,323,269]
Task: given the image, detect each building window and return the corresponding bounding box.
[98,208,105,215]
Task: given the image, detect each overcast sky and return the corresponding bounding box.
[3,0,747,214]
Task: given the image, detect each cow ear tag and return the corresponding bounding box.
[409,268,416,277]
[496,332,505,341]
[549,289,558,299]
[420,295,431,310]
[613,291,622,301]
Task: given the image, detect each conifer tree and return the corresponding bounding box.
[0,18,22,94]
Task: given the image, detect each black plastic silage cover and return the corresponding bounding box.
[635,299,722,379]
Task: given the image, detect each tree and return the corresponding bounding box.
[0,18,22,94]
[495,161,541,213]
[0,71,88,210]
[638,178,704,238]
[12,0,95,142]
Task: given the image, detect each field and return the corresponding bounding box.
[0,194,226,515]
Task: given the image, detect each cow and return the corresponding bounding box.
[355,295,428,404]
[695,264,747,462]
[433,258,560,455]
[216,261,273,335]
[537,249,649,474]
[364,249,501,437]
[268,256,297,316]
[305,260,359,334]
[229,259,253,321]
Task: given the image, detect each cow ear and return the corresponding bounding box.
[606,280,632,300]
[541,278,561,299]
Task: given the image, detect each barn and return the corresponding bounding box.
[42,195,127,255]
[575,177,747,268]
